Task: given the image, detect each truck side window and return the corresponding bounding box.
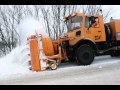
[85,17,100,28]
[91,17,100,28]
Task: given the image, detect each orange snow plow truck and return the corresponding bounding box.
[28,12,120,71]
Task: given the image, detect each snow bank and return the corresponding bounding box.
[0,45,31,79]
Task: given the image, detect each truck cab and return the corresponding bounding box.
[60,13,112,65]
[56,12,120,66]
[64,13,106,46]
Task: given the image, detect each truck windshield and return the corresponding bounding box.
[66,16,83,31]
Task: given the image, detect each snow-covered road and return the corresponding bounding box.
[1,55,120,85]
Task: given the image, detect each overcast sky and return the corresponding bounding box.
[104,5,120,19]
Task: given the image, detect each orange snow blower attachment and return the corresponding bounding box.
[29,38,41,71]
[42,37,55,56]
[28,34,61,72]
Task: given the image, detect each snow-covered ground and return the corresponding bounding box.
[0,55,120,85]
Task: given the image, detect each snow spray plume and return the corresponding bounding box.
[17,16,48,46]
[0,16,49,78]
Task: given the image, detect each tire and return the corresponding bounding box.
[75,44,95,65]
[50,64,57,70]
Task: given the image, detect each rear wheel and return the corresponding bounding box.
[75,44,95,65]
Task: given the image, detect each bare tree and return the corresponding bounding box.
[40,5,78,40]
[0,5,24,55]
[79,5,112,22]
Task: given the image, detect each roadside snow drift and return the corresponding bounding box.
[0,45,31,79]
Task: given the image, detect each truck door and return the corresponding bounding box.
[84,16,103,42]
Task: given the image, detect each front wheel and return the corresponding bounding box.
[75,44,95,65]
[50,64,57,70]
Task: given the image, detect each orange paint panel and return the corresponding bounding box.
[29,39,41,71]
[42,37,54,56]
[52,41,58,54]
[109,21,120,40]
